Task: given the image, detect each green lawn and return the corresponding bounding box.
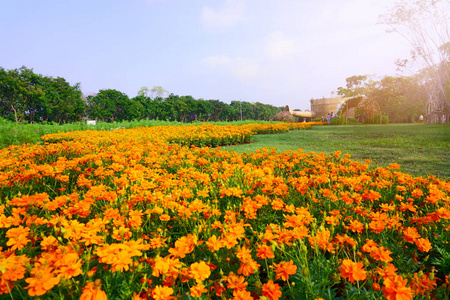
[223,123,450,179]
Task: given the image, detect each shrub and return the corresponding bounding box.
[347,118,361,125]
[330,117,361,125]
[374,115,389,124]
[330,116,346,125]
[271,111,295,123]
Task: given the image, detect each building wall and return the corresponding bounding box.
[310,97,355,119]
[310,98,343,119]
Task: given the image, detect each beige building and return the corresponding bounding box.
[310,97,356,120]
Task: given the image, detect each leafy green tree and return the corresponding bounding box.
[336,75,370,98]
[133,95,152,119]
[221,104,239,121]
[336,75,382,123]
[87,89,141,122]
[195,99,212,122]
[369,75,426,123]
[241,101,255,120]
[207,99,227,121]
[0,66,43,122]
[39,77,85,123]
[252,102,280,120]
[0,66,84,123]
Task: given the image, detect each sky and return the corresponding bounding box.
[0,0,412,110]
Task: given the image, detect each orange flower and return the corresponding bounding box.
[232,288,254,300]
[402,227,420,243]
[40,236,58,251]
[55,252,83,279]
[168,235,196,258]
[6,225,30,251]
[361,239,378,253]
[0,252,29,295]
[226,272,248,290]
[206,235,223,252]
[370,246,393,263]
[112,226,132,241]
[159,214,170,221]
[25,264,61,296]
[309,228,332,251]
[377,263,398,280]
[368,219,385,234]
[409,272,437,296]
[189,261,211,282]
[95,240,149,272]
[189,283,207,297]
[256,244,275,259]
[238,258,260,276]
[236,245,253,262]
[344,219,365,233]
[274,260,297,281]
[415,238,432,252]
[80,280,107,300]
[339,259,367,283]
[382,275,413,300]
[262,280,282,300]
[152,256,170,277]
[436,207,450,219]
[152,285,175,300]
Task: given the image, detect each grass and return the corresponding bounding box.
[222,123,450,179]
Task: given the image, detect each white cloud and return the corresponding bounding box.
[265,31,296,60]
[203,55,231,67]
[203,55,261,81]
[201,0,245,30]
[229,58,261,81]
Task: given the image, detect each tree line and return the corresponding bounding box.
[334,0,450,124]
[376,0,450,123]
[0,66,281,124]
[0,66,85,124]
[335,73,438,124]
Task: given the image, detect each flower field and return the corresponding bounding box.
[0,123,449,299]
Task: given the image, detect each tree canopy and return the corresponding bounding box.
[0,66,84,123]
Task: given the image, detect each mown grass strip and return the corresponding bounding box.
[223,123,450,179]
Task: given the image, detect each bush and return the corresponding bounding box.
[271,111,295,123]
[329,116,361,125]
[374,115,389,124]
[330,116,345,125]
[347,118,360,125]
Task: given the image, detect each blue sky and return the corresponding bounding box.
[0,0,411,110]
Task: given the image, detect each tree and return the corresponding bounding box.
[0,66,43,122]
[336,75,370,98]
[380,0,450,122]
[194,99,211,122]
[253,102,279,121]
[87,89,141,122]
[133,94,153,119]
[336,75,373,123]
[150,86,169,100]
[207,100,227,121]
[39,77,85,123]
[0,66,84,123]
